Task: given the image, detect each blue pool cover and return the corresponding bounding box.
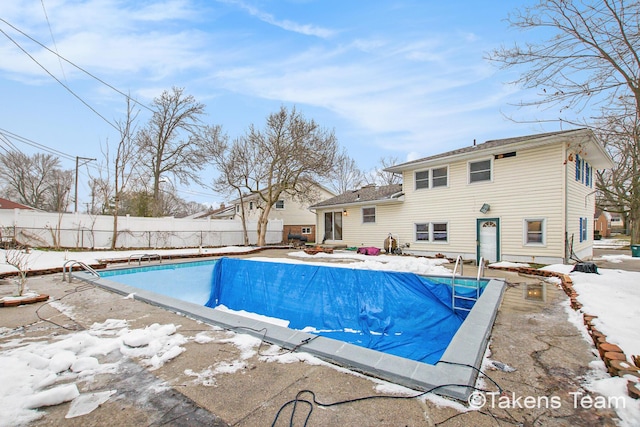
[205,258,469,364]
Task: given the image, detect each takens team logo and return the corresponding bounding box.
[467,391,486,409]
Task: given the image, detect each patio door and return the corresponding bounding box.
[324,211,343,242]
[477,218,499,263]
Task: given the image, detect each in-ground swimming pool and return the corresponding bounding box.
[99,258,485,365]
[83,257,505,400]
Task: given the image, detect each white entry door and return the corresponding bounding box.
[478,219,499,263]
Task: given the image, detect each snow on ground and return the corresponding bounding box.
[0,246,256,276]
[1,245,639,425]
[0,316,185,426]
[594,238,631,249]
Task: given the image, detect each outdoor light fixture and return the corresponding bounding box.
[480,203,490,213]
[343,209,348,216]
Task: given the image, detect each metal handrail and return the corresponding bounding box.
[451,255,463,309]
[128,253,162,265]
[63,260,100,283]
[477,256,485,281]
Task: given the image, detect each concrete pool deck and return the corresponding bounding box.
[1,249,620,426]
[75,264,505,402]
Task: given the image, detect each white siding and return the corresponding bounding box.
[318,143,574,263]
[566,153,597,260]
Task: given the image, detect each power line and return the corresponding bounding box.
[0,26,119,132]
[0,128,78,162]
[40,0,67,82]
[0,17,153,114]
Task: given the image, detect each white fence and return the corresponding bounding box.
[0,209,284,249]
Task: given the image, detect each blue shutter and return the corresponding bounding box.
[575,154,580,181]
[579,217,583,242]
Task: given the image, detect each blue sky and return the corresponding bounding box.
[0,0,563,206]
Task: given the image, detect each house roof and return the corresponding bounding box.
[189,204,236,219]
[0,197,34,210]
[385,128,614,172]
[310,184,403,209]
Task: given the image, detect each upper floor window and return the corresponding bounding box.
[575,154,593,188]
[415,171,429,189]
[249,201,254,210]
[415,166,448,190]
[469,159,491,183]
[432,167,448,187]
[362,207,376,223]
[275,200,285,209]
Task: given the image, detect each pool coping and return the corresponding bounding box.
[74,268,505,402]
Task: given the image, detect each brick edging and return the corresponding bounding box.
[489,265,640,399]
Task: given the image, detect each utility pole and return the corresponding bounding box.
[75,156,96,213]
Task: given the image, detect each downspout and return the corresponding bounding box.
[563,147,569,264]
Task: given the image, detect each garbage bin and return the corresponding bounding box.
[632,244,640,258]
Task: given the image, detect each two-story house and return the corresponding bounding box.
[311,129,614,264]
[220,184,335,244]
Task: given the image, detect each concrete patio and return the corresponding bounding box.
[0,249,622,426]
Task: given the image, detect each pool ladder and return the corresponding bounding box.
[451,256,483,312]
[128,253,162,265]
[63,260,100,283]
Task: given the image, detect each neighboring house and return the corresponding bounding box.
[224,185,335,244]
[191,203,236,220]
[609,213,625,234]
[311,129,614,264]
[593,209,611,238]
[0,197,35,210]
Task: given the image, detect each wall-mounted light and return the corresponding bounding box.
[343,209,348,216]
[480,203,490,214]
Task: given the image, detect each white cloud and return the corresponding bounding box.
[218,0,336,38]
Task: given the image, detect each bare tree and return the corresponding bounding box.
[44,169,73,212]
[4,247,29,296]
[111,99,142,248]
[204,126,252,245]
[135,87,208,216]
[487,0,640,243]
[214,106,339,246]
[325,147,365,194]
[365,156,402,186]
[595,103,640,236]
[0,151,73,212]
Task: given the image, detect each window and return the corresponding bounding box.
[416,223,429,241]
[415,167,448,190]
[235,205,240,213]
[580,217,588,242]
[414,222,448,242]
[469,159,491,183]
[525,219,545,244]
[362,207,376,223]
[415,170,429,189]
[432,167,448,187]
[575,154,582,182]
[585,164,593,188]
[249,201,254,210]
[275,200,285,209]
[432,223,448,242]
[301,227,311,234]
